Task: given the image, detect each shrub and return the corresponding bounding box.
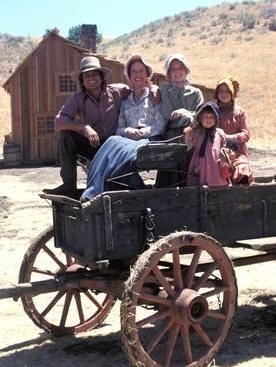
[167,28,174,37]
[211,20,218,27]
[261,7,276,19]
[268,18,276,31]
[159,54,166,61]
[223,19,230,28]
[156,38,163,43]
[237,13,256,29]
[167,40,175,47]
[229,4,236,10]
[199,34,208,40]
[219,13,228,20]
[210,36,222,44]
[244,35,254,41]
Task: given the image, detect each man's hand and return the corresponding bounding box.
[170,109,194,120]
[149,84,161,105]
[127,128,144,140]
[83,125,100,147]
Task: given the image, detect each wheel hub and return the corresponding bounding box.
[175,288,209,324]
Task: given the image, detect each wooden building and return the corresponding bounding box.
[2,27,214,165]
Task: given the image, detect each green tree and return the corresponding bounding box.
[68,25,102,45]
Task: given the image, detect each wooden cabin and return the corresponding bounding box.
[2,27,214,165]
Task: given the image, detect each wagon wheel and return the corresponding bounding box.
[121,231,237,367]
[19,227,116,336]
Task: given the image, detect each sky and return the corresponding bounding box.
[1,0,252,38]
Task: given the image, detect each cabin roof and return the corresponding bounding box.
[2,28,99,92]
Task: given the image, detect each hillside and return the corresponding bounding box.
[98,0,276,147]
[0,0,276,152]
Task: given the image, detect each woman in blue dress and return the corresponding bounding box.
[80,54,166,202]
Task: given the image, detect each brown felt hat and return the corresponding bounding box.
[71,56,112,82]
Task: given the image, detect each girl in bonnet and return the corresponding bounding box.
[185,102,229,187]
[160,54,203,139]
[215,75,253,184]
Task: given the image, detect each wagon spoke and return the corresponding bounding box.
[201,286,228,298]
[172,248,183,291]
[85,290,104,310]
[185,248,202,289]
[74,292,85,324]
[146,319,174,354]
[60,290,73,327]
[164,324,179,367]
[42,244,67,271]
[152,266,176,297]
[41,290,66,317]
[181,324,193,364]
[32,266,56,276]
[207,310,226,320]
[138,293,173,306]
[137,309,171,328]
[192,324,213,347]
[193,262,218,291]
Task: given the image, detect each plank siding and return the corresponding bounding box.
[20,66,30,161]
[11,75,21,144]
[37,45,48,113]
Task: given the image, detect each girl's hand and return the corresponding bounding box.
[83,125,100,147]
[183,126,192,144]
[127,128,144,140]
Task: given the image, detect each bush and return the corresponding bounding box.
[244,35,254,41]
[211,20,218,27]
[167,40,175,47]
[210,36,222,44]
[199,34,208,40]
[219,13,228,20]
[237,13,256,29]
[156,38,163,43]
[261,7,276,19]
[229,4,236,10]
[167,28,174,37]
[159,54,166,61]
[268,18,276,31]
[223,19,230,28]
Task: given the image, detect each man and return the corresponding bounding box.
[43,56,129,196]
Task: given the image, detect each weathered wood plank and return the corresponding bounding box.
[20,65,30,161]
[236,237,276,251]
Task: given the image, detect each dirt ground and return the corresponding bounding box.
[0,147,276,367]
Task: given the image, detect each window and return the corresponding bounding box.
[37,115,55,135]
[58,74,77,93]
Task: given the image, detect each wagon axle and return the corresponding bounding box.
[0,269,122,301]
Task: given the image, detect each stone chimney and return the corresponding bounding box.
[80,24,97,53]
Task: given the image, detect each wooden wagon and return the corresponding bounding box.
[1,142,276,367]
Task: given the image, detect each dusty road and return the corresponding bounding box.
[0,148,276,367]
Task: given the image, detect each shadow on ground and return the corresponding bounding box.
[1,296,275,367]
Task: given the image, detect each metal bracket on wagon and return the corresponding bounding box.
[103,195,114,250]
[145,208,156,245]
